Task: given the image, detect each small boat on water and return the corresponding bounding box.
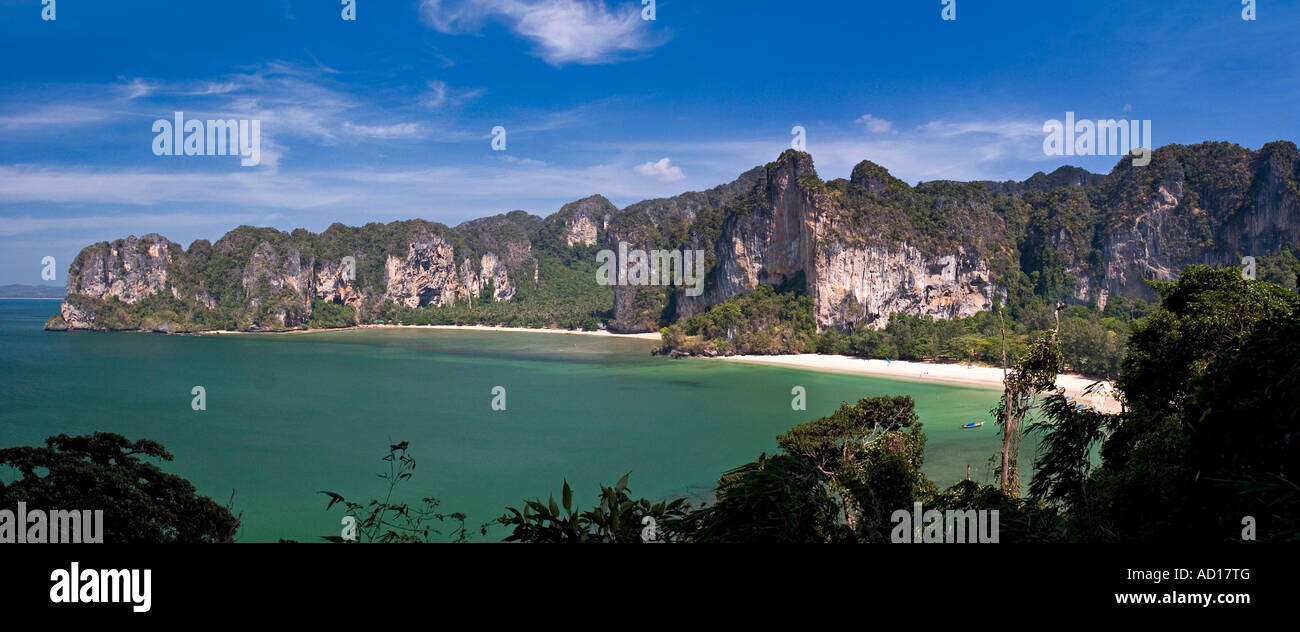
[961,422,984,429]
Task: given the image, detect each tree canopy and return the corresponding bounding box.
[0,433,238,543]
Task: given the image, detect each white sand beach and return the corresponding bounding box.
[711,354,1122,414]
[207,325,1119,412]
[206,323,662,340]
[415,324,661,340]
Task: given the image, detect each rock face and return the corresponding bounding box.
[1044,141,1300,308]
[566,216,599,247]
[464,252,514,302]
[384,233,463,308]
[240,242,314,327]
[315,258,364,307]
[603,141,1300,332]
[379,233,517,308]
[55,218,533,331]
[813,243,997,329]
[61,234,180,328]
[51,140,1300,334]
[604,151,1012,331]
[538,194,615,249]
[66,234,177,304]
[561,196,613,247]
[682,154,816,316]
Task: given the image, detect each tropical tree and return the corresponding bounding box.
[0,433,239,543]
[687,453,845,543]
[776,395,926,531]
[1027,391,1112,511]
[1056,266,1300,541]
[993,323,1064,495]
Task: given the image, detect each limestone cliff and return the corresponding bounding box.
[605,151,1011,332]
[66,234,177,304]
[602,142,1300,332]
[812,243,997,329]
[51,140,1300,335]
[56,219,531,331]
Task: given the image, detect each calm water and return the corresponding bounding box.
[0,300,1020,542]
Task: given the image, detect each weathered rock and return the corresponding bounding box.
[315,257,365,306]
[384,231,463,307]
[66,234,178,305]
[51,140,1300,335]
[60,300,97,330]
[812,243,995,329]
[552,195,614,247]
[57,220,525,330]
[609,151,1002,331]
[608,142,1300,331]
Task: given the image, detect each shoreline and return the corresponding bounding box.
[72,321,1119,411]
[708,354,1122,414]
[203,323,663,340]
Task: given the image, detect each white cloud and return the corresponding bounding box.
[423,80,484,109]
[0,212,284,238]
[855,114,895,134]
[185,82,238,96]
[914,119,1042,140]
[419,0,663,66]
[342,121,425,139]
[633,157,686,182]
[500,155,549,167]
[424,80,450,108]
[0,159,704,231]
[0,105,109,130]
[122,78,155,101]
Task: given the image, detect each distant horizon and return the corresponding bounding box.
[0,283,66,299]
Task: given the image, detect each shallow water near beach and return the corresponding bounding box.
[0,300,1027,542]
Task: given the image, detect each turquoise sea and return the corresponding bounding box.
[0,300,1023,542]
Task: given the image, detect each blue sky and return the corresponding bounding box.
[2,0,1298,285]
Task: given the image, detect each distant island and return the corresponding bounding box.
[0,284,65,299]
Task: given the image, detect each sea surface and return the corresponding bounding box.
[0,300,1027,542]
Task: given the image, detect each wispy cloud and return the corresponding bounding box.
[0,105,111,129]
[855,114,896,134]
[424,80,450,108]
[0,212,285,238]
[183,82,239,96]
[121,77,155,100]
[914,119,1043,140]
[422,80,484,109]
[419,0,665,66]
[0,61,499,167]
[0,158,708,232]
[342,121,426,139]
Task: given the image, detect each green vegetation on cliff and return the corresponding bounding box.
[661,276,1136,379]
[53,141,1300,341]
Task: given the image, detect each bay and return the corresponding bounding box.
[0,300,1023,542]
